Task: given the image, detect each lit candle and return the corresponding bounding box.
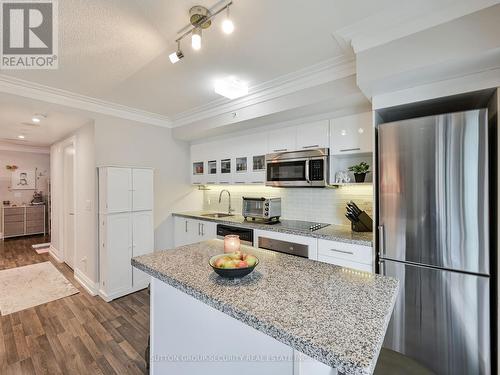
[224,235,240,253]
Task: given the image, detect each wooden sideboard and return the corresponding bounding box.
[2,205,46,239]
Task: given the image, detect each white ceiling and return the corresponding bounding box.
[0,93,91,147]
[1,0,401,118]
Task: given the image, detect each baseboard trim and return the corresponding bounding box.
[74,269,99,296]
[99,282,149,302]
[49,245,63,263]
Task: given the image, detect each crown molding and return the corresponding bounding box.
[170,55,356,127]
[0,75,173,128]
[0,140,50,154]
[335,0,499,54]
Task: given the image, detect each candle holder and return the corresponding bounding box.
[224,235,240,253]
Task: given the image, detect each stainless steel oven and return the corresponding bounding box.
[265,148,328,187]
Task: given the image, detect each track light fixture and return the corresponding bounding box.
[169,40,184,64]
[169,1,234,64]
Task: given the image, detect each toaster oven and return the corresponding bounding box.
[242,197,281,221]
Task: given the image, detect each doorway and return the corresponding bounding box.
[63,144,76,269]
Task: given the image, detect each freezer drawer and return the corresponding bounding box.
[380,260,491,375]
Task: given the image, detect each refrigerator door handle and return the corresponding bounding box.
[378,259,385,275]
[378,225,385,258]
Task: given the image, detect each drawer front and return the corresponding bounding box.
[317,254,373,273]
[26,211,44,221]
[26,224,44,234]
[4,214,24,223]
[26,206,44,215]
[4,207,24,216]
[318,239,373,265]
[4,222,24,236]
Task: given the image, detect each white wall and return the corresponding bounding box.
[93,116,202,250]
[0,149,50,204]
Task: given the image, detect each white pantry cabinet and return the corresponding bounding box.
[98,167,154,302]
[330,112,373,155]
[174,217,217,247]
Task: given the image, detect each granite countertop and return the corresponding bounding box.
[173,211,373,246]
[132,239,398,375]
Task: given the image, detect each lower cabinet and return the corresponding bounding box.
[100,210,154,301]
[316,239,373,272]
[173,217,217,247]
[173,217,373,272]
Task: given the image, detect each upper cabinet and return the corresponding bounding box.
[296,120,329,150]
[189,113,372,185]
[267,128,297,153]
[330,112,373,155]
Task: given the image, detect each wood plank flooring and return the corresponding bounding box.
[0,235,149,375]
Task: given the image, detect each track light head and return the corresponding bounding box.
[192,27,202,50]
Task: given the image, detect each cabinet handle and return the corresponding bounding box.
[252,181,264,184]
[329,248,354,255]
[273,148,288,152]
[340,148,361,152]
[185,220,188,233]
[302,145,319,149]
[200,223,204,236]
[198,223,201,236]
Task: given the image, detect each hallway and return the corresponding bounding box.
[0,236,149,375]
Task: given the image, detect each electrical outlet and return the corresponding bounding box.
[81,257,87,271]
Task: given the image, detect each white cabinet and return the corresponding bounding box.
[98,166,154,302]
[317,239,373,272]
[102,212,133,297]
[132,169,154,211]
[330,112,373,155]
[174,217,217,247]
[296,120,329,150]
[268,128,297,153]
[132,211,154,286]
[100,167,132,213]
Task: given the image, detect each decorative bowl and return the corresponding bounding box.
[209,254,259,279]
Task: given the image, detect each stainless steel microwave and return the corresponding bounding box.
[265,148,329,187]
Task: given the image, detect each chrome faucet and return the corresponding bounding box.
[218,189,234,214]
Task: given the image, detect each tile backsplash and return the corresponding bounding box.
[203,185,373,225]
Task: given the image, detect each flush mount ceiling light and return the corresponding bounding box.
[18,134,25,139]
[169,1,234,64]
[214,76,248,99]
[31,114,46,123]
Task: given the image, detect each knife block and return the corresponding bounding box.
[351,211,373,232]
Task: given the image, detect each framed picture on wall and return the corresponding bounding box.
[11,169,36,190]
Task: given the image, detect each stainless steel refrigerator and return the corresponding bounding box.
[377,109,492,375]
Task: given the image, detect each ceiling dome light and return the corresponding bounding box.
[18,134,25,139]
[169,41,184,64]
[222,6,234,34]
[214,76,248,100]
[192,27,202,50]
[32,114,45,123]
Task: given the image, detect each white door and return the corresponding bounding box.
[174,217,193,246]
[106,168,132,213]
[267,128,297,153]
[132,169,153,211]
[63,145,75,269]
[296,120,329,149]
[105,213,133,295]
[198,220,217,241]
[132,211,154,288]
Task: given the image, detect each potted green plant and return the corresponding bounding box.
[348,162,370,183]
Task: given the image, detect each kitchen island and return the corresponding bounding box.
[132,239,399,375]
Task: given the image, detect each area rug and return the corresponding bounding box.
[0,262,79,315]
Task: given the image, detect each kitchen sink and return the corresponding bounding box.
[201,213,234,218]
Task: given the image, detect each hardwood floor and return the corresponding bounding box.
[0,235,149,375]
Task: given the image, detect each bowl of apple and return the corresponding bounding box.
[209,251,259,279]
